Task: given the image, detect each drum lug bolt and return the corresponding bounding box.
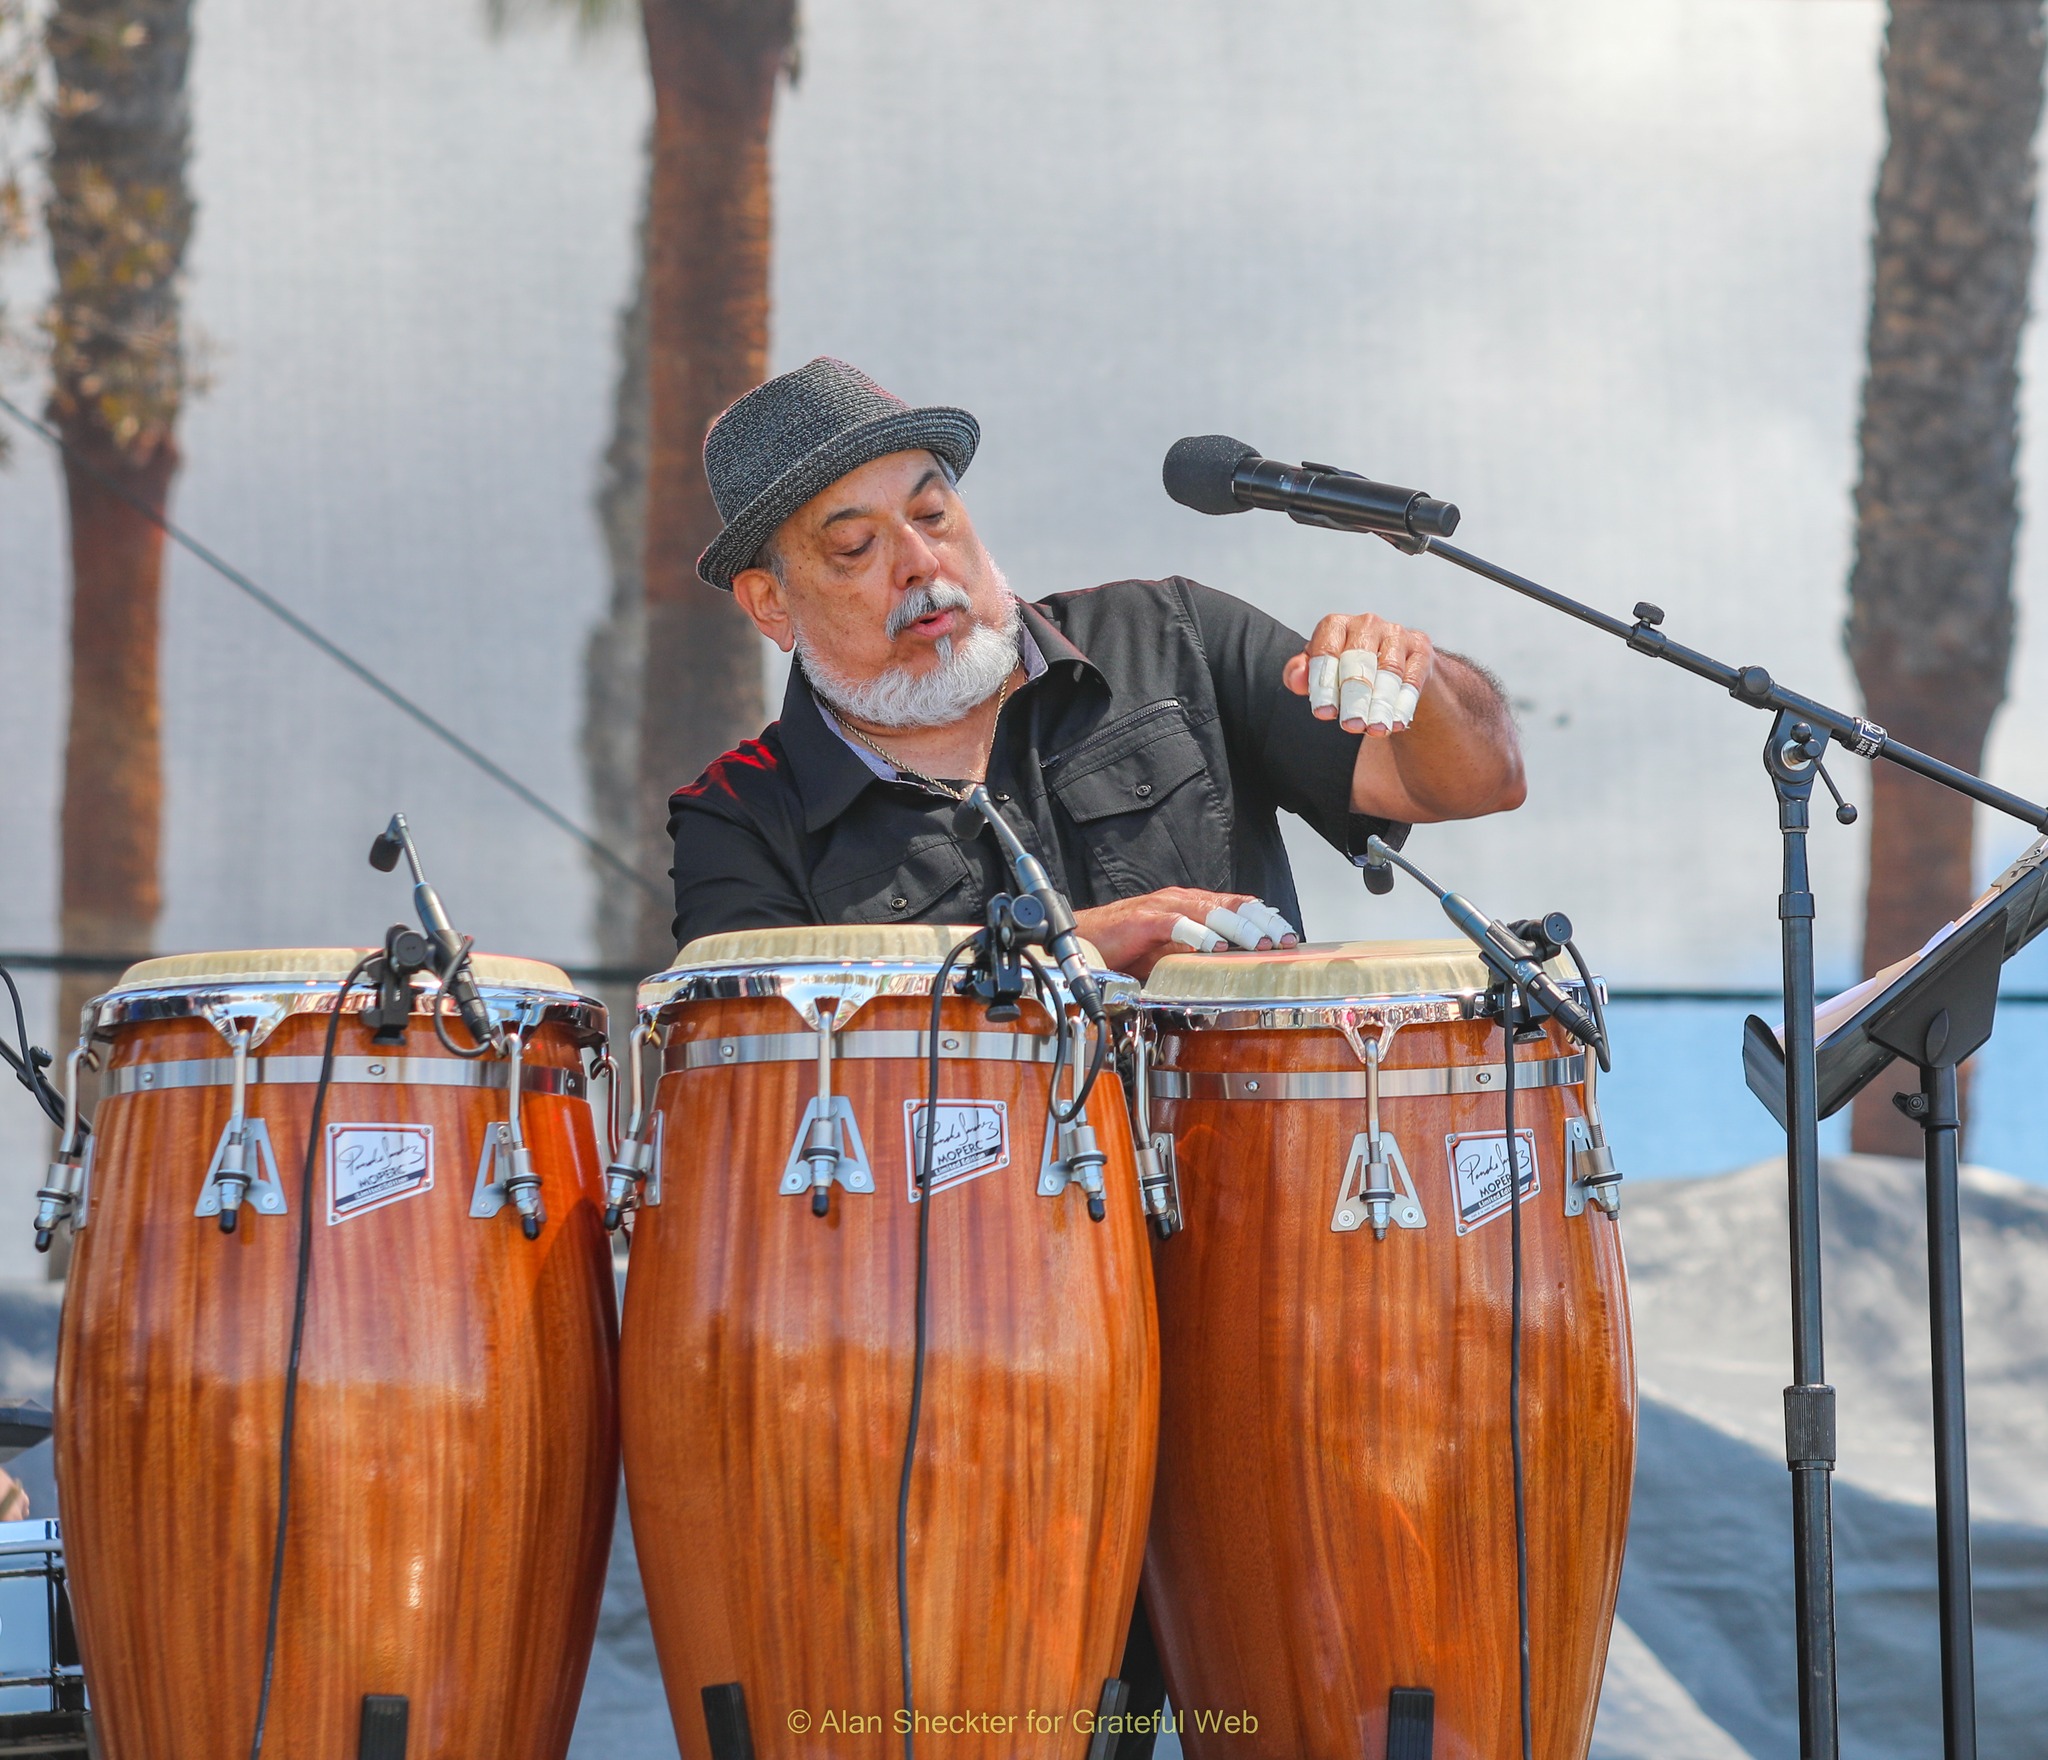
[803,1115,841,1218]
[1361,1157,1397,1239]
[502,1144,544,1239]
[603,1135,655,1231]
[1068,1124,1109,1223]
[1135,1137,1183,1238]
[213,1133,251,1235]
[31,1158,83,1253]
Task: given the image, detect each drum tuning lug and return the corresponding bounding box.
[1136,1136,1183,1237]
[502,1144,545,1238]
[1565,1117,1623,1218]
[602,1130,658,1230]
[33,1044,94,1248]
[196,1119,287,1224]
[803,1111,842,1217]
[32,1158,83,1248]
[1333,1132,1426,1236]
[1042,1120,1108,1215]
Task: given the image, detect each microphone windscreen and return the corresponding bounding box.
[1163,435,1259,516]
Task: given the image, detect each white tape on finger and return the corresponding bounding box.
[1204,906,1267,950]
[1241,900,1298,943]
[1393,681,1420,727]
[1366,668,1405,731]
[1337,650,1379,729]
[1308,654,1340,714]
[1170,915,1228,953]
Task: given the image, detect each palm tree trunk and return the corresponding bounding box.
[44,0,195,1271]
[585,132,652,980]
[1848,0,2043,1156]
[636,0,791,964]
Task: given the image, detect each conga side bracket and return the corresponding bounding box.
[469,1118,554,1223]
[779,1098,873,1197]
[1331,1131,1425,1235]
[1564,1119,1622,1219]
[193,1118,288,1219]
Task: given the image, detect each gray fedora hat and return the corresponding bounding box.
[696,357,980,590]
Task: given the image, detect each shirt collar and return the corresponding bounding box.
[779,606,1089,833]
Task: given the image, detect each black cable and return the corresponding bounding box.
[0,391,662,904]
[429,937,496,1060]
[1023,950,1109,1127]
[0,963,66,1128]
[897,934,979,1760]
[1563,939,1611,1073]
[1503,994,1533,1760]
[248,953,374,1760]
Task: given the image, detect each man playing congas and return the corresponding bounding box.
[668,356,1526,966]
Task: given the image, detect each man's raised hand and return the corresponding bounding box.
[1283,613,1436,736]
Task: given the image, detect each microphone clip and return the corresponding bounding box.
[959,892,1050,1023]
[362,923,437,1045]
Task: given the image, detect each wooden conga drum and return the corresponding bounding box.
[1136,940,1635,1760]
[619,927,1158,1759]
[54,950,619,1759]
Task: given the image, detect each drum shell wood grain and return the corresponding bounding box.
[621,992,1159,1760]
[1143,1013,1635,1760]
[55,1009,620,1760]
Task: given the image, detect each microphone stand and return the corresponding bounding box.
[1397,533,2048,1760]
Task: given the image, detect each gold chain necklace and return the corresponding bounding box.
[834,674,1015,803]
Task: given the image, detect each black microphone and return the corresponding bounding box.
[953,787,1106,1023]
[1163,435,1460,545]
[368,814,498,1049]
[1364,836,1605,1055]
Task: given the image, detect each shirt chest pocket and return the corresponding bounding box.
[1048,701,1231,896]
[812,834,974,926]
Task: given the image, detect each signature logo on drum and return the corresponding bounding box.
[326,1123,434,1225]
[1444,1129,1538,1235]
[902,1100,1010,1200]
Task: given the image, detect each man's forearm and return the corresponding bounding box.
[1355,652,1525,822]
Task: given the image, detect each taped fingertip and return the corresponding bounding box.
[1203,905,1266,950]
[1308,654,1340,714]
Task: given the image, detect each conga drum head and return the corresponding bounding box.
[1138,939,1634,1760]
[57,947,619,1760]
[621,926,1154,1759]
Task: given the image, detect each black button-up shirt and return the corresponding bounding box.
[667,577,1409,949]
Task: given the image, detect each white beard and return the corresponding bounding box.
[797,579,1022,731]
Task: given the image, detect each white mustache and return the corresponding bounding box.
[885,583,974,642]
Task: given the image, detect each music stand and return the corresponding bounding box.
[1741,833,2048,1760]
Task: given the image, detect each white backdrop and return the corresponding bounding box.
[12,0,2048,1261]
